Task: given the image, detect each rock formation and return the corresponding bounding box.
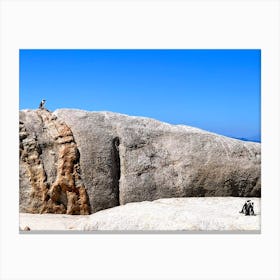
[75,197,261,231]
[19,109,89,214]
[19,109,261,214]
[19,197,261,231]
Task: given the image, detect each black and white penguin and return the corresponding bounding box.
[39,99,46,109]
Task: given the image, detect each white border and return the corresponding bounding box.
[1,0,279,279]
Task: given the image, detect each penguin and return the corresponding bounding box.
[39,99,46,109]
[239,200,255,216]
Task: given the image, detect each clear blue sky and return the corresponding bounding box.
[19,49,261,141]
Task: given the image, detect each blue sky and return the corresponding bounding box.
[19,49,261,141]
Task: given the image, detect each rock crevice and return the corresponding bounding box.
[112,137,121,206]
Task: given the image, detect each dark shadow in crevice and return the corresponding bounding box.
[112,137,121,206]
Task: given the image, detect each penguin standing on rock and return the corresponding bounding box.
[39,99,46,109]
[239,200,255,216]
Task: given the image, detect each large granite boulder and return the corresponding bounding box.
[19,109,261,214]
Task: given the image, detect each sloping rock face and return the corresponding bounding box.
[76,197,261,231]
[19,109,261,214]
[19,198,261,231]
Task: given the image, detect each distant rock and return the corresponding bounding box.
[232,137,261,143]
[19,197,261,231]
[19,109,261,214]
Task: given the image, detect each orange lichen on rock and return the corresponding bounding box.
[49,141,89,214]
[19,110,90,214]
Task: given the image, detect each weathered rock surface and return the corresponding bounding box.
[19,109,261,214]
[19,197,261,231]
[19,109,89,214]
